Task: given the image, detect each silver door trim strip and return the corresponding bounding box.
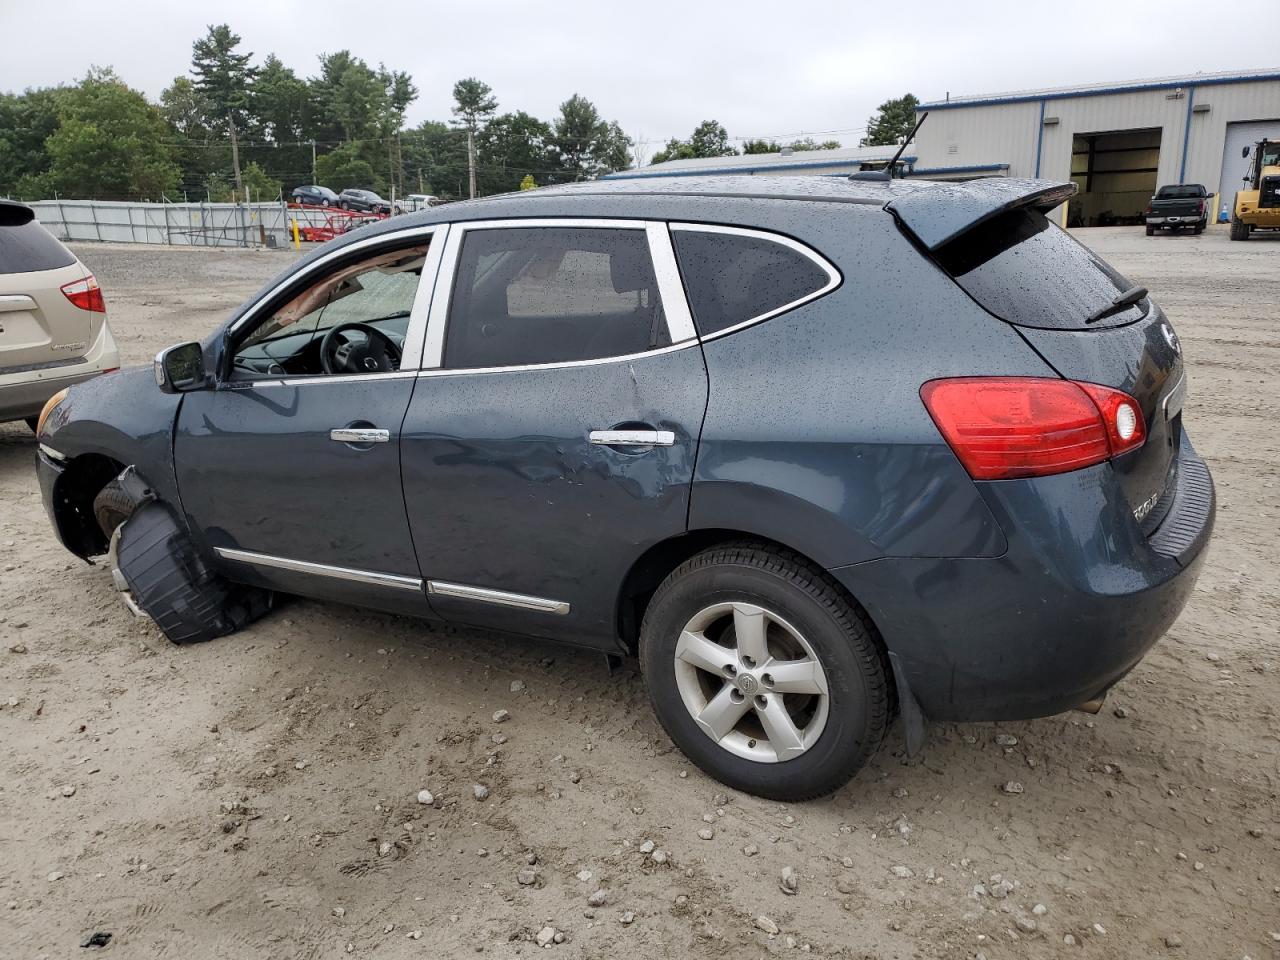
[426,579,570,615]
[234,369,420,389]
[667,222,842,342]
[214,547,423,591]
[645,221,697,343]
[589,429,675,447]
[414,339,698,378]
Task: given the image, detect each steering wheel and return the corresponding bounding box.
[319,322,402,375]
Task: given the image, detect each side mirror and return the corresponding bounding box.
[154,341,207,394]
[1242,146,1251,158]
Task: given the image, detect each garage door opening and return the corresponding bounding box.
[1068,128,1161,227]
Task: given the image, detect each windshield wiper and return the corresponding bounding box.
[1085,285,1148,325]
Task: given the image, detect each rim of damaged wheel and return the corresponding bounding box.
[673,601,830,763]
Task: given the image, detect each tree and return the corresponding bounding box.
[476,111,555,193]
[377,66,417,195]
[190,24,255,134]
[861,93,920,146]
[401,120,468,199]
[251,55,308,142]
[0,86,68,196]
[314,141,380,194]
[452,77,497,199]
[42,69,180,199]
[649,120,737,164]
[741,139,781,155]
[787,137,842,152]
[552,94,631,180]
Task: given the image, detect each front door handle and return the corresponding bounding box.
[330,427,390,444]
[589,429,675,447]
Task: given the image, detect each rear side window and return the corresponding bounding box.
[445,226,668,369]
[671,228,834,336]
[0,216,76,274]
[935,208,1145,330]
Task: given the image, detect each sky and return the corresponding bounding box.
[2,0,1277,163]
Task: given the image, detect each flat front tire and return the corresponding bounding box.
[639,544,890,801]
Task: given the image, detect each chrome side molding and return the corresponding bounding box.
[589,429,675,447]
[214,547,422,591]
[426,580,570,615]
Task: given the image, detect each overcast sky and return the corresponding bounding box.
[2,0,1276,162]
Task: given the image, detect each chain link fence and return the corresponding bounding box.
[23,199,340,248]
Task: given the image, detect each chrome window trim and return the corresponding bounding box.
[419,217,695,371]
[426,579,570,615]
[232,370,420,389]
[667,222,842,342]
[645,222,697,343]
[414,340,697,379]
[214,547,422,591]
[225,224,442,373]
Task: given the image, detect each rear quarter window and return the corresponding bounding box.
[671,227,836,337]
[0,213,77,274]
[934,208,1145,330]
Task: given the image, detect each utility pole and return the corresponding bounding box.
[467,127,477,199]
[311,140,317,182]
[229,111,244,202]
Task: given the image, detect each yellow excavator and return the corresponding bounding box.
[1229,139,1280,240]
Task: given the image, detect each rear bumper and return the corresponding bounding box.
[831,439,1214,722]
[0,321,120,421]
[1146,214,1205,226]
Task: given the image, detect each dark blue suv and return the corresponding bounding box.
[33,175,1213,800]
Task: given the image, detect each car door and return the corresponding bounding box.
[173,225,447,616]
[401,219,708,647]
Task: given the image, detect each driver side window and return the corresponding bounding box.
[232,243,429,378]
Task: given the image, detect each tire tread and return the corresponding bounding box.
[640,540,892,801]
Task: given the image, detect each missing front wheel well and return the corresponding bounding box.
[51,454,129,559]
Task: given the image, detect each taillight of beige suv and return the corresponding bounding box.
[0,200,119,429]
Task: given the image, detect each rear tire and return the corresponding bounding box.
[1145,224,1155,236]
[1229,218,1250,241]
[639,543,890,801]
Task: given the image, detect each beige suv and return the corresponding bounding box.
[1,200,119,429]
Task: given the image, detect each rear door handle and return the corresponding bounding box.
[330,427,390,444]
[589,429,675,447]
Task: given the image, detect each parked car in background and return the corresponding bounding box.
[403,194,439,212]
[338,189,394,215]
[34,175,1213,800]
[1,200,119,430]
[290,185,340,207]
[1146,183,1209,235]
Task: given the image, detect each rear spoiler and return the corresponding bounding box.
[0,199,36,227]
[886,178,1077,251]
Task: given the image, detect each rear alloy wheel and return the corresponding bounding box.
[640,543,890,800]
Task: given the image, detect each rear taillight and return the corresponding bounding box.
[920,377,1146,480]
[60,274,105,313]
[1198,200,1206,215]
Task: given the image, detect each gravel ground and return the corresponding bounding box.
[1,227,1278,959]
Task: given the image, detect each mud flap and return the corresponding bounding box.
[888,651,928,758]
[115,502,271,644]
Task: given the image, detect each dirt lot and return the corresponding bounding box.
[2,227,1278,959]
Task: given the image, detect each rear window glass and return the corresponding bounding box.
[0,218,76,274]
[934,208,1145,330]
[672,229,832,336]
[1155,185,1204,199]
